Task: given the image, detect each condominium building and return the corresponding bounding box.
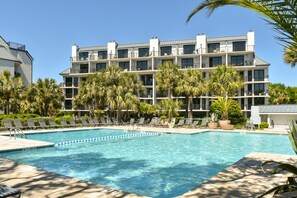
[0,36,33,86]
[60,31,269,117]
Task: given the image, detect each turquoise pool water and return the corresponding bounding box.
[0,130,294,197]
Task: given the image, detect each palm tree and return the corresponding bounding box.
[0,70,24,114]
[176,69,207,121]
[26,78,64,116]
[187,0,297,67]
[209,65,243,98]
[268,83,290,104]
[158,99,181,120]
[155,61,180,98]
[209,65,243,120]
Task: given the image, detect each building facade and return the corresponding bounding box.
[60,31,270,117]
[0,36,33,86]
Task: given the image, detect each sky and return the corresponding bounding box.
[1,0,296,86]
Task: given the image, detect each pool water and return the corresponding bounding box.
[0,130,294,198]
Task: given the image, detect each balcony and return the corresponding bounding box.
[61,82,78,87]
[71,56,89,62]
[132,64,152,71]
[70,68,89,74]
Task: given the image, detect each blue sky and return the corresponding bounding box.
[1,0,296,86]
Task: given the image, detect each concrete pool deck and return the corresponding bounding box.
[0,126,294,197]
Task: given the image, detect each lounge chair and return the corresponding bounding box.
[137,117,145,126]
[81,117,90,127]
[246,120,255,130]
[148,117,157,126]
[100,117,108,125]
[93,118,100,126]
[106,117,113,125]
[27,118,40,129]
[0,184,21,198]
[38,118,51,129]
[48,118,59,128]
[176,118,185,127]
[87,118,95,126]
[69,118,81,127]
[129,118,135,125]
[60,118,71,127]
[191,120,199,128]
[3,119,15,131]
[200,118,208,128]
[14,118,27,130]
[184,118,192,126]
[111,117,119,125]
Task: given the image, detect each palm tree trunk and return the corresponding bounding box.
[188,96,193,122]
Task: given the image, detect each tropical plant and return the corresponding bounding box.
[187,0,297,67]
[208,113,218,123]
[176,69,207,121]
[136,102,157,118]
[209,65,243,98]
[158,99,181,120]
[25,78,64,116]
[0,70,24,114]
[74,66,143,122]
[211,97,233,120]
[155,61,180,98]
[269,83,290,104]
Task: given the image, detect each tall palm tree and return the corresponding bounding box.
[176,69,207,121]
[155,61,180,98]
[209,65,243,120]
[26,78,64,116]
[0,70,24,114]
[268,83,290,104]
[187,0,297,67]
[209,65,243,98]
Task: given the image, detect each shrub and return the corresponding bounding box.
[0,114,39,127]
[210,99,245,125]
[260,122,269,129]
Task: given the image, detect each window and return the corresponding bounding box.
[119,62,129,71]
[65,77,72,87]
[208,43,220,53]
[209,57,222,67]
[73,77,78,87]
[183,45,195,54]
[137,61,148,70]
[118,49,128,58]
[65,100,72,110]
[79,64,88,73]
[140,75,153,85]
[65,89,72,98]
[248,98,253,110]
[254,83,265,95]
[96,63,106,71]
[161,59,173,65]
[231,55,244,66]
[233,41,246,51]
[254,70,264,81]
[160,46,172,56]
[241,98,245,109]
[248,84,253,95]
[79,52,88,60]
[138,48,149,57]
[98,51,107,59]
[74,89,78,97]
[248,70,252,81]
[255,97,265,105]
[181,58,193,68]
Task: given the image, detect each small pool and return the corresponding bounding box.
[0,129,294,197]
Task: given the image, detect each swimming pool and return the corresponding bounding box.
[0,129,294,197]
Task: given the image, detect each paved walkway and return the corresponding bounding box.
[0,135,54,152]
[0,158,145,198]
[179,152,297,198]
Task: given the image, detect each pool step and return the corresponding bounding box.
[55,132,161,146]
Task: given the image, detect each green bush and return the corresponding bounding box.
[260,122,269,129]
[210,100,245,125]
